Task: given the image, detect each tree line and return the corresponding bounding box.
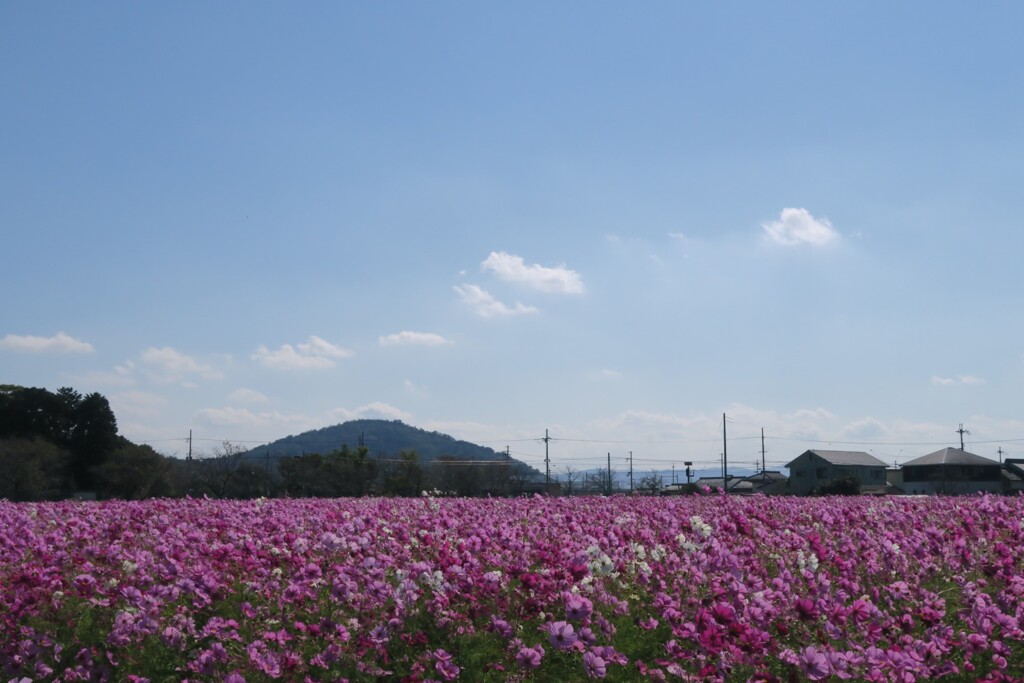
[0,385,543,501]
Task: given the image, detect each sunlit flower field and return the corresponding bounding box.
[3,494,1024,682]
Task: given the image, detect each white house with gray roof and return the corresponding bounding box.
[786,449,888,495]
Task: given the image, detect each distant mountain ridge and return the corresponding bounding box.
[241,419,520,466]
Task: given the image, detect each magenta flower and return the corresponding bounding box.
[548,620,578,649]
[583,651,607,678]
[794,597,819,621]
[515,646,543,669]
[798,646,830,681]
[565,593,594,621]
[435,659,460,681]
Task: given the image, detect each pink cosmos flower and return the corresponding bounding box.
[548,620,578,649]
[798,646,830,681]
[565,593,594,621]
[583,651,607,678]
[515,646,543,669]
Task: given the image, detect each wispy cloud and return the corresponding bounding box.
[111,390,168,417]
[762,208,839,247]
[932,375,985,386]
[454,284,538,318]
[0,331,94,354]
[481,251,585,294]
[195,406,312,429]
[252,335,353,370]
[227,387,270,404]
[328,401,413,422]
[196,400,412,435]
[141,347,223,384]
[379,331,453,347]
[71,362,137,388]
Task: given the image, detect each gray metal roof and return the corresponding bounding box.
[788,449,887,467]
[902,447,999,468]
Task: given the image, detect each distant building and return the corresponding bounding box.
[693,475,742,492]
[786,449,887,495]
[1003,459,1024,494]
[740,470,788,495]
[901,448,1002,495]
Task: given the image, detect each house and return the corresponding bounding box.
[1003,459,1024,494]
[741,470,788,495]
[901,448,1002,495]
[786,449,887,495]
[693,475,741,492]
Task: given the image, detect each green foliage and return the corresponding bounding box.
[0,385,118,491]
[381,449,426,497]
[0,436,71,500]
[95,443,174,500]
[279,444,377,497]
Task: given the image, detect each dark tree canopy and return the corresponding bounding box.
[0,385,119,491]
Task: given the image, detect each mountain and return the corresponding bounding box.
[240,419,531,469]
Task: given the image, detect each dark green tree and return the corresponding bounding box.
[382,449,425,497]
[68,392,119,490]
[0,437,71,501]
[96,443,173,499]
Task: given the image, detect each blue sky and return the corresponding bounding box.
[3,3,1023,475]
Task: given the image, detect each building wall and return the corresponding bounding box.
[900,480,1002,495]
[788,452,885,495]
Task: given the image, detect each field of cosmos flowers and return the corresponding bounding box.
[3,494,1024,682]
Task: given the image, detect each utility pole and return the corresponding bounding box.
[722,413,728,490]
[672,464,676,484]
[543,429,550,491]
[998,447,1004,464]
[607,452,612,496]
[957,423,970,451]
[761,427,766,475]
[187,429,193,462]
[628,451,634,493]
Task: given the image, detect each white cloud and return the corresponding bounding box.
[762,208,839,247]
[586,368,623,381]
[454,284,539,318]
[298,335,352,359]
[481,251,585,294]
[111,391,168,417]
[0,331,94,354]
[328,401,413,422]
[252,335,353,370]
[195,406,312,430]
[68,361,138,389]
[932,375,985,386]
[379,331,453,347]
[141,347,222,384]
[195,400,413,441]
[228,388,270,404]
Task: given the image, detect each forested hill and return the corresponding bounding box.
[241,419,513,464]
